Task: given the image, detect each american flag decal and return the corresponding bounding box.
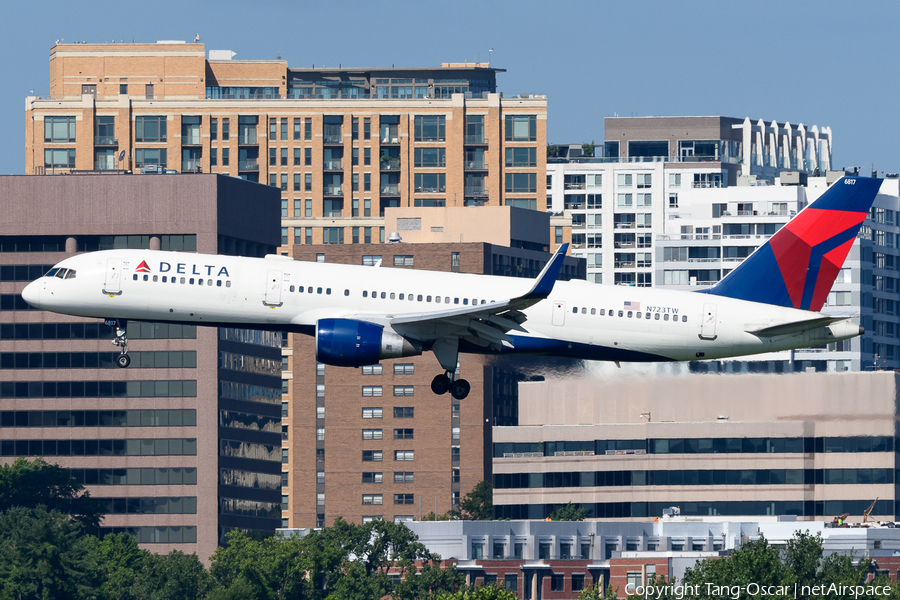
[624,301,641,310]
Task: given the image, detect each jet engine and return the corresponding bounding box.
[315,318,422,367]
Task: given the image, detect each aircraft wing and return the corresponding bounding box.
[346,243,568,350]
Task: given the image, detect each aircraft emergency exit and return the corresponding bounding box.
[21,177,881,399]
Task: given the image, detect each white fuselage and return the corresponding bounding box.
[22,250,861,363]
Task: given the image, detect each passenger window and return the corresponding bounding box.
[609,309,614,316]
[654,313,660,320]
[682,315,687,322]
[198,279,203,286]
[189,278,195,284]
[180,277,186,284]
[226,281,232,288]
[399,293,405,300]
[363,291,368,297]
[290,285,295,292]
[463,299,468,305]
[618,310,623,317]
[307,287,312,293]
[162,276,168,283]
[599,309,605,315]
[143,275,148,281]
[380,292,385,299]
[216,280,221,287]
[345,289,350,296]
[627,311,632,318]
[326,288,331,295]
[436,296,442,304]
[133,274,138,281]
[590,308,596,315]
[152,275,158,282]
[417,295,422,301]
[454,298,459,304]
[645,313,650,319]
[372,291,376,297]
[208,279,212,286]
[581,307,586,314]
[444,297,449,303]
[317,287,322,294]
[572,307,577,314]
[298,286,304,293]
[664,314,669,321]
[426,295,432,302]
[390,293,395,300]
[636,312,641,319]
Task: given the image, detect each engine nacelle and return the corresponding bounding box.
[315,318,422,367]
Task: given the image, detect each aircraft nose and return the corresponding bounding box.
[21,280,41,308]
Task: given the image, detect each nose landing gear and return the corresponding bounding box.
[107,318,130,368]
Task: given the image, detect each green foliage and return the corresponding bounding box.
[0,457,103,529]
[435,583,518,599]
[132,550,215,600]
[581,140,595,158]
[459,481,493,521]
[578,583,617,599]
[549,502,587,521]
[422,511,454,521]
[546,145,559,158]
[0,506,100,600]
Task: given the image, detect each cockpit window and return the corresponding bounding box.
[64,269,76,279]
[45,268,59,277]
[55,269,66,279]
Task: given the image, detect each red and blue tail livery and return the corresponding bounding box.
[702,176,882,310]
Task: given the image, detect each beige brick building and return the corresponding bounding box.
[26,41,549,248]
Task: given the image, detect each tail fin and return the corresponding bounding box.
[702,176,882,311]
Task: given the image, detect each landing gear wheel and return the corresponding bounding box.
[450,379,471,400]
[431,373,451,395]
[110,320,130,368]
[116,354,131,368]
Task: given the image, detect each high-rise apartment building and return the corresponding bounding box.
[26,41,548,247]
[281,209,584,528]
[0,174,282,561]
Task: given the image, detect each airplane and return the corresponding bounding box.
[21,176,881,400]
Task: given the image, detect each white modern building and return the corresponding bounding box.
[547,116,897,372]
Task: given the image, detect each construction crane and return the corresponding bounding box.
[863,498,879,524]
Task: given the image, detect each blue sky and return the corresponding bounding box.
[3,0,897,174]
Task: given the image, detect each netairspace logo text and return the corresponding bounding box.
[626,582,893,599]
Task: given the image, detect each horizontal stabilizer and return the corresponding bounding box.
[746,316,847,337]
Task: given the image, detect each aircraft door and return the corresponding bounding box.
[263,270,283,307]
[700,303,717,340]
[103,259,122,295]
[551,301,566,326]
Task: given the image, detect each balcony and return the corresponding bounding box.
[323,134,343,144]
[323,186,343,196]
[564,182,586,190]
[380,185,400,196]
[238,160,259,172]
[182,159,202,172]
[323,160,342,170]
[93,160,118,171]
[464,134,486,144]
[464,161,486,170]
[464,186,487,197]
[181,133,202,145]
[238,133,257,145]
[415,186,445,194]
[94,136,117,146]
[614,261,636,269]
[380,158,400,170]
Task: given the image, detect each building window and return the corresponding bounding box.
[221,148,229,166]
[44,149,76,170]
[393,407,414,418]
[316,427,324,441]
[505,173,537,193]
[505,574,517,591]
[415,148,446,167]
[362,364,383,375]
[362,472,383,484]
[414,116,445,142]
[551,574,565,592]
[394,472,414,483]
[472,542,484,559]
[362,450,383,462]
[362,429,383,440]
[44,116,77,142]
[134,148,166,169]
[504,115,536,141]
[362,386,383,397]
[362,494,382,505]
[505,147,537,167]
[362,407,382,419]
[135,116,167,143]
[393,386,414,397]
[393,428,413,440]
[539,542,552,559]
[394,450,414,461]
[415,173,446,193]
[393,493,414,505]
[393,363,414,375]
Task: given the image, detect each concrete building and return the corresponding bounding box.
[26,41,549,247]
[492,371,899,523]
[0,174,282,560]
[404,516,900,599]
[281,211,584,528]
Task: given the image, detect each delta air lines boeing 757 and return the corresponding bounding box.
[21,176,881,399]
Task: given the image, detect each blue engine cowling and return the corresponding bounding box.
[315,318,421,367]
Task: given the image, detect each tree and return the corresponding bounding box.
[0,456,103,529]
[96,532,147,600]
[0,506,100,600]
[546,145,559,159]
[422,511,454,522]
[578,583,617,600]
[209,528,308,600]
[581,140,596,158]
[132,550,215,600]
[549,502,587,521]
[436,584,518,599]
[459,481,493,521]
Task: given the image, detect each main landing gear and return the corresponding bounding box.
[430,337,470,399]
[431,372,471,400]
[107,318,130,368]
